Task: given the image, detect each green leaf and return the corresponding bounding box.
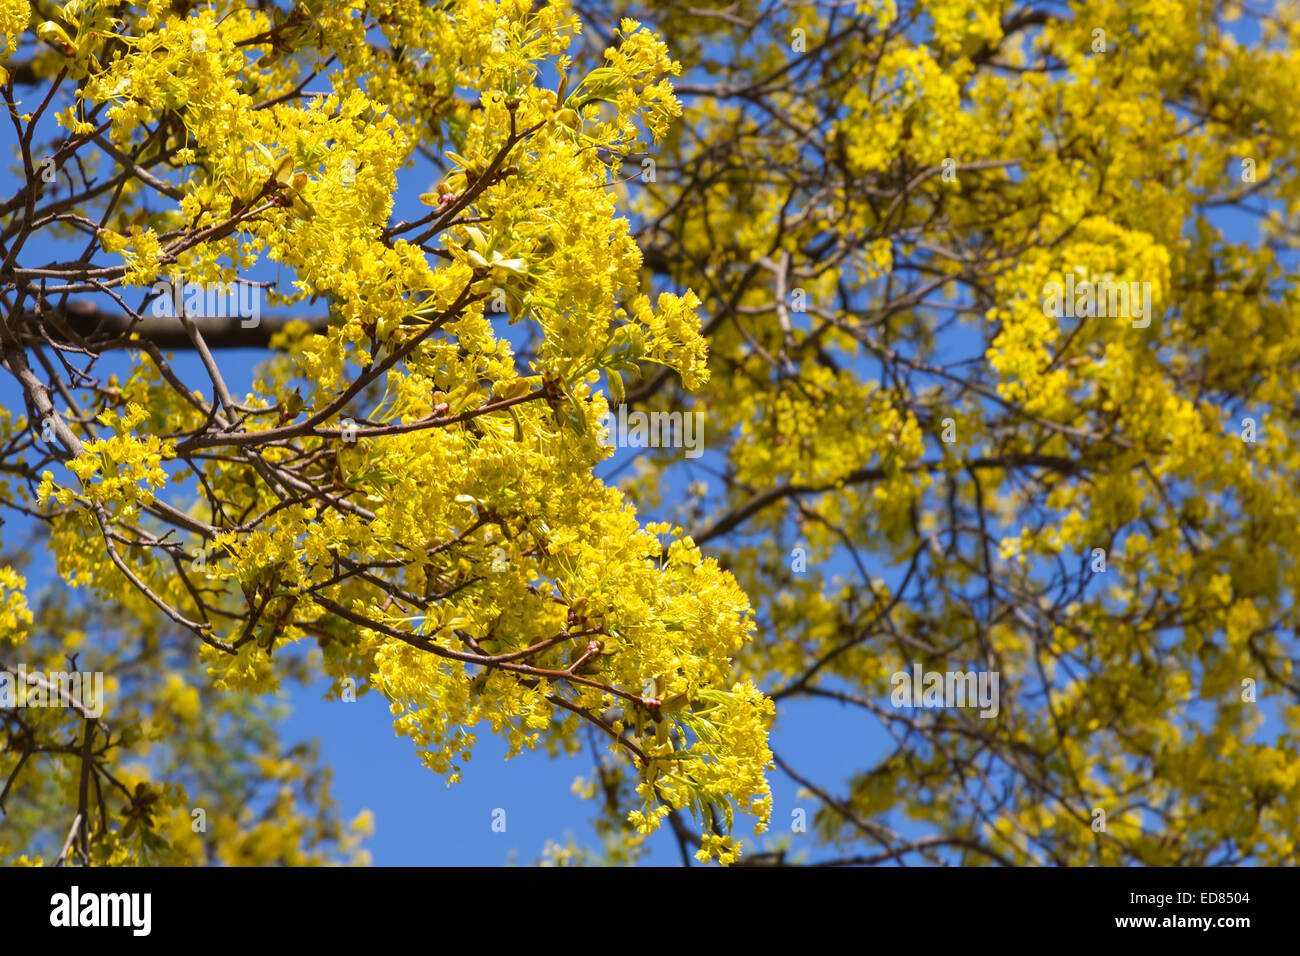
[273,153,295,186]
[141,828,170,851]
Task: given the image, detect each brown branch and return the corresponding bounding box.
[18,303,332,349]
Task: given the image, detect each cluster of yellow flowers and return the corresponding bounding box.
[5,0,775,863]
[0,566,32,645]
[40,405,172,518]
[0,0,26,59]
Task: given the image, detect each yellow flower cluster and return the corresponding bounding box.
[0,0,26,58]
[2,0,771,863]
[45,405,172,517]
[0,566,32,644]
